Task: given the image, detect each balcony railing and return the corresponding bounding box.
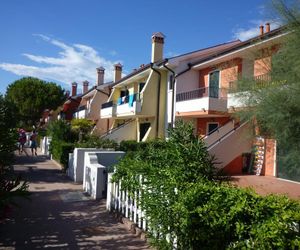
[101,101,113,109]
[176,87,227,102]
[77,105,86,112]
[229,73,271,92]
[117,93,140,106]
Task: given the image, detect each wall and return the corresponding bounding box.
[263,139,276,177]
[197,117,231,136]
[198,58,242,89]
[176,69,199,93]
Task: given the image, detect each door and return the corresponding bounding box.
[207,122,219,135]
[140,123,151,141]
[209,71,219,98]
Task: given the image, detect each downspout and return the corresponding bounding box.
[151,63,161,138]
[96,87,111,131]
[162,61,192,128]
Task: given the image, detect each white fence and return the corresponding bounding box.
[106,173,148,230]
[40,136,52,155]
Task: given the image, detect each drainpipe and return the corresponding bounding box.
[151,63,161,138]
[162,60,192,128]
[96,87,111,131]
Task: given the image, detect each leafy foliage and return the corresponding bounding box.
[0,95,29,216]
[50,140,74,171]
[234,1,300,181]
[5,77,65,126]
[112,120,300,249]
[75,134,118,149]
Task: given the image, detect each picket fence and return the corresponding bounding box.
[106,173,177,248]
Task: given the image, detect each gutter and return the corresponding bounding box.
[96,88,110,97]
[151,63,162,138]
[162,60,192,128]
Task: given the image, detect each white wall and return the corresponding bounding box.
[83,151,125,199]
[176,69,199,93]
[209,123,252,168]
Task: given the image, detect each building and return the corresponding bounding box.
[100,32,168,142]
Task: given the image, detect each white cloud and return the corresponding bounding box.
[232,20,281,41]
[0,34,121,92]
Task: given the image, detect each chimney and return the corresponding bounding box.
[114,63,122,82]
[65,90,70,98]
[71,82,77,96]
[83,80,89,93]
[265,23,270,33]
[259,25,264,36]
[96,67,105,86]
[151,32,165,63]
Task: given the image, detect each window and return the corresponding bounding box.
[207,122,219,135]
[209,71,220,98]
[169,75,174,90]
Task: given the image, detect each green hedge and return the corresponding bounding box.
[113,121,300,249]
[50,140,74,171]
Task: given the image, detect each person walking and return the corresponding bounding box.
[30,130,38,156]
[18,128,27,154]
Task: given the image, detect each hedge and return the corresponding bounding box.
[50,140,74,171]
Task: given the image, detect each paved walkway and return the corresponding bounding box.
[231,175,300,200]
[0,148,151,250]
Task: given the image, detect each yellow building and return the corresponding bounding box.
[100,32,167,142]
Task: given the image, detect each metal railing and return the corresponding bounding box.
[101,101,114,109]
[100,119,134,138]
[77,105,86,112]
[229,73,271,92]
[176,87,227,102]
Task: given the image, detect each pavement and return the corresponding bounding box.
[231,175,300,200]
[0,147,152,250]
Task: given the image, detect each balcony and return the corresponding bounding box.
[100,93,141,118]
[100,101,116,118]
[74,105,87,119]
[116,93,141,117]
[176,87,227,115]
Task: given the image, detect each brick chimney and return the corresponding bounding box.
[83,80,89,93]
[259,25,264,36]
[265,23,270,33]
[96,67,105,86]
[114,63,122,82]
[151,32,165,63]
[65,90,70,98]
[71,82,77,96]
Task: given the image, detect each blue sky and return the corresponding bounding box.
[0,0,280,94]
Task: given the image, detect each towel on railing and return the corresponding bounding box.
[128,94,134,107]
[117,97,122,105]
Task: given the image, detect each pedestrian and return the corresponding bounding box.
[18,128,27,154]
[30,130,38,156]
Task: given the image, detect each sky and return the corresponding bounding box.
[0,0,281,94]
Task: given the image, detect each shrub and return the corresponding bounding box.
[47,120,75,142]
[119,140,140,151]
[76,135,118,149]
[50,140,74,171]
[112,120,300,249]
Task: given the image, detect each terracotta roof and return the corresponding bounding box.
[191,26,286,67]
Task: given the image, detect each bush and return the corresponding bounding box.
[176,182,300,249]
[76,135,118,149]
[119,140,140,151]
[50,140,74,171]
[47,120,75,142]
[113,120,300,249]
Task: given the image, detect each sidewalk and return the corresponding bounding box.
[231,175,300,200]
[0,148,152,250]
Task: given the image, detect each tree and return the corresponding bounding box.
[235,0,300,181]
[0,95,29,217]
[5,77,66,126]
